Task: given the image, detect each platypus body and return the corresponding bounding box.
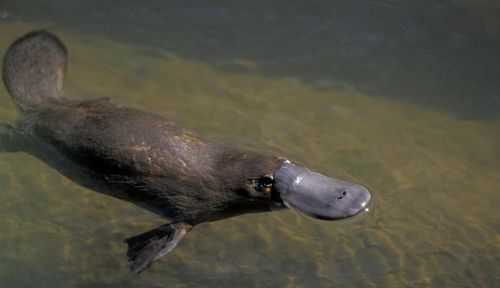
[1,31,371,273]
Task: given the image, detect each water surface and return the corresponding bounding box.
[0,1,499,287]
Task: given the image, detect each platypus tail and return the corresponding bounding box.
[2,30,68,111]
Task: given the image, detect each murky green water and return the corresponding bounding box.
[0,1,499,287]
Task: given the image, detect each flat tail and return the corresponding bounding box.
[2,30,68,111]
[125,222,192,274]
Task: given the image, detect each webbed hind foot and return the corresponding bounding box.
[125,222,192,273]
[0,123,23,152]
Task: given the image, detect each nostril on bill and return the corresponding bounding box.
[337,191,347,199]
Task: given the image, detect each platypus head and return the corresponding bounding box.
[230,153,371,220]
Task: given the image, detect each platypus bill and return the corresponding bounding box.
[0,31,371,273]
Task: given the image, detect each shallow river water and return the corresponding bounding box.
[0,1,499,287]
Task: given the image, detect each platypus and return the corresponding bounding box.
[0,31,371,273]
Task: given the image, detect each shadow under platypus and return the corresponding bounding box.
[0,31,371,273]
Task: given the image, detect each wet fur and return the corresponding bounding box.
[17,98,282,223]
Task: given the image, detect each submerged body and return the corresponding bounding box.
[1,31,371,273]
[17,98,283,224]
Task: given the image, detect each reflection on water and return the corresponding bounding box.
[3,0,500,120]
[0,2,499,287]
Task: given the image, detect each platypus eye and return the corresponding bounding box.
[251,175,274,191]
[262,175,274,186]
